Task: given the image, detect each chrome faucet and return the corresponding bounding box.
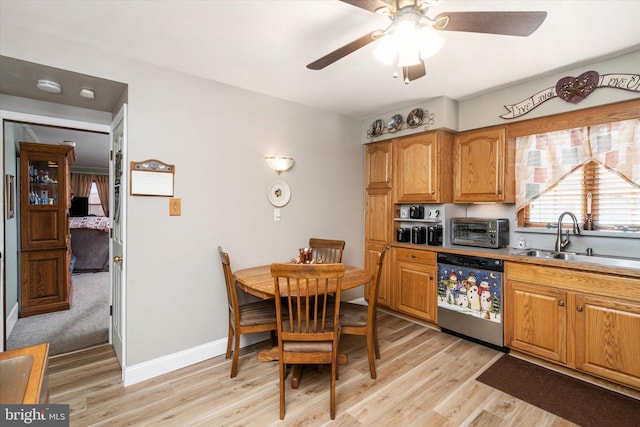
[555,211,581,252]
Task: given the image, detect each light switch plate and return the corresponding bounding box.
[169,198,181,216]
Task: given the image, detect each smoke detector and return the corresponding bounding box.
[80,88,95,99]
[36,79,61,93]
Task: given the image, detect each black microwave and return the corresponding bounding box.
[451,218,509,249]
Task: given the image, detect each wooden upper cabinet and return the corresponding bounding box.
[366,141,392,189]
[394,131,453,203]
[454,126,514,203]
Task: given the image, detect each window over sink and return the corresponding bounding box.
[515,118,640,231]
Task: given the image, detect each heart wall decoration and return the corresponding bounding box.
[556,71,600,104]
[500,71,640,119]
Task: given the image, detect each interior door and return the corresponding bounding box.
[110,104,127,374]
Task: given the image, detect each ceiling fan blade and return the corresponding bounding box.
[433,11,547,37]
[340,0,389,14]
[307,30,384,70]
[403,61,426,82]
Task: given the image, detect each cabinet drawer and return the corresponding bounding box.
[394,248,436,264]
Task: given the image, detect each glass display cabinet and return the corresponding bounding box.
[19,142,75,317]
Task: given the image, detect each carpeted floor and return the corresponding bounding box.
[7,272,110,356]
[477,354,640,427]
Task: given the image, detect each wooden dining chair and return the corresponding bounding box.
[270,262,345,420]
[339,246,388,379]
[218,246,277,378]
[309,238,345,263]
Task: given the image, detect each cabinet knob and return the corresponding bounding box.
[411,254,416,258]
[431,190,435,194]
[558,300,565,307]
[113,256,123,264]
[577,305,583,312]
[386,178,391,183]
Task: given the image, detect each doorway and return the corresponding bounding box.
[4,121,111,355]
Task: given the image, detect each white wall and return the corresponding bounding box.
[1,24,365,367]
[458,50,640,130]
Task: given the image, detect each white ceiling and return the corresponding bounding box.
[1,0,639,121]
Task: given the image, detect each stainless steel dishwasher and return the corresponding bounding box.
[436,252,505,348]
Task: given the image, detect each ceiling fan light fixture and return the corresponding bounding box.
[372,36,396,65]
[417,25,444,59]
[397,43,422,67]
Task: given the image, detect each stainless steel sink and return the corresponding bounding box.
[512,248,640,269]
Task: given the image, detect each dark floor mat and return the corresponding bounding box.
[476,355,640,427]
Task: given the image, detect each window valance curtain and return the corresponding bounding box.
[70,173,110,216]
[515,119,640,210]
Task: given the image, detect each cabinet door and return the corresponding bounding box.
[366,141,392,189]
[505,281,567,363]
[394,133,439,202]
[365,188,392,245]
[454,127,509,202]
[20,148,70,250]
[365,243,391,308]
[20,248,71,317]
[574,294,640,389]
[395,258,437,323]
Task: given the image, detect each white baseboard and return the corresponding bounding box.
[123,297,369,386]
[6,302,19,337]
[123,332,269,387]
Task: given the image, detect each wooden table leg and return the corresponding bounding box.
[257,347,279,362]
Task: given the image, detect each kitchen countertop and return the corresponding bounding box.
[391,242,640,279]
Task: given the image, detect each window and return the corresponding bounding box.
[522,161,640,230]
[88,182,105,216]
[516,119,640,231]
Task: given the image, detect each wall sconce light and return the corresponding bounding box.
[265,156,294,174]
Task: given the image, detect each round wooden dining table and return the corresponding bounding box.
[233,264,372,299]
[232,263,372,388]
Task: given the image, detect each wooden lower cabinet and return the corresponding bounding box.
[506,281,567,363]
[20,248,71,317]
[365,243,391,308]
[392,247,437,323]
[505,262,640,390]
[574,294,640,389]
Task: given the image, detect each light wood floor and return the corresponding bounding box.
[49,312,579,426]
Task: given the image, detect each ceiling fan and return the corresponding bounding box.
[307,0,547,83]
